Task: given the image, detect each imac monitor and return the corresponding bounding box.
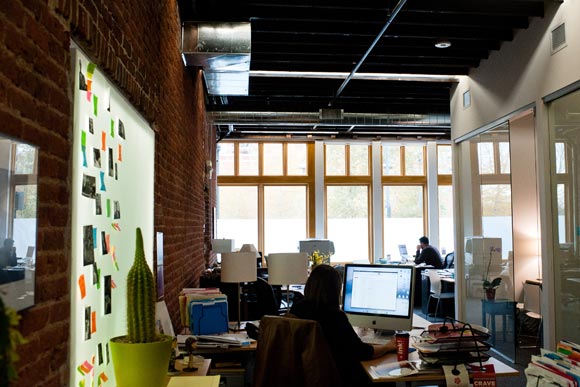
[342,264,415,332]
[398,244,412,263]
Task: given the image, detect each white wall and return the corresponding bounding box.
[451,1,580,137]
[451,1,580,349]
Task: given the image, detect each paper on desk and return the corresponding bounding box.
[370,361,419,378]
[177,333,255,347]
[167,375,220,387]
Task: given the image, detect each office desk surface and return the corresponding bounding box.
[361,350,518,383]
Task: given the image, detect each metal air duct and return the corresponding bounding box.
[181,22,251,96]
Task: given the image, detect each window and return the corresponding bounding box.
[217,186,258,247]
[238,143,259,175]
[216,142,311,254]
[383,185,424,259]
[326,185,369,262]
[217,143,234,175]
[326,144,370,176]
[264,186,307,253]
[263,143,283,175]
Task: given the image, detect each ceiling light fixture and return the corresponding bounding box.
[435,40,451,48]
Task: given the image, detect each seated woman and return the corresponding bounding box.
[290,264,396,386]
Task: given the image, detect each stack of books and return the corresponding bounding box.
[525,339,580,386]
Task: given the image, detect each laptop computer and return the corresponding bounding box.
[398,244,412,263]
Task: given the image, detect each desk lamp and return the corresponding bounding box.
[211,238,234,263]
[240,243,261,267]
[220,252,257,330]
[267,253,309,310]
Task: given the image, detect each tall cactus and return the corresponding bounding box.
[126,227,156,343]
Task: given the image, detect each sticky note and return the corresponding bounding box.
[98,372,109,383]
[101,131,106,151]
[118,144,122,161]
[87,62,96,78]
[92,228,97,249]
[81,131,87,147]
[93,95,98,116]
[91,311,97,334]
[96,268,101,289]
[111,279,117,288]
[99,171,106,191]
[106,199,111,217]
[110,119,115,137]
[105,234,110,253]
[79,359,93,374]
[78,275,86,299]
[112,223,121,232]
[81,145,87,168]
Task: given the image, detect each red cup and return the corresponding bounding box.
[395,332,410,362]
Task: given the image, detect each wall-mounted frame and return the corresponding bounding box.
[0,134,38,311]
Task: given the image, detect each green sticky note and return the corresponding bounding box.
[81,131,86,147]
[106,199,111,218]
[110,119,115,137]
[93,95,98,116]
[96,268,101,289]
[87,62,97,77]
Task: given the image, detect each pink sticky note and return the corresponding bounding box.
[105,234,111,253]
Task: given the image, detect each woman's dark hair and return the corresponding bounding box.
[303,264,342,310]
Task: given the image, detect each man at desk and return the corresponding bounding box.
[415,236,443,269]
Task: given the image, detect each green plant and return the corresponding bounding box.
[483,246,502,290]
[126,227,156,343]
[309,250,330,266]
[0,295,26,384]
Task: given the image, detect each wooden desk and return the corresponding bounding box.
[165,359,212,386]
[189,337,257,387]
[362,350,518,384]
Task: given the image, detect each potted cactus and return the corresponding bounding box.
[110,228,173,387]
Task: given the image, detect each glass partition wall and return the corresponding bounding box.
[548,88,580,344]
[457,123,516,361]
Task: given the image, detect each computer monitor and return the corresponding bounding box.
[342,264,415,332]
[398,244,412,263]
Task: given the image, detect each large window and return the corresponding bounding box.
[216,142,310,254]
[217,140,452,263]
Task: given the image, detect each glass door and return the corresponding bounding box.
[457,123,517,361]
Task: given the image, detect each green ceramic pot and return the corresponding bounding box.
[110,334,173,387]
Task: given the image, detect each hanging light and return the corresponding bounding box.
[435,39,452,48]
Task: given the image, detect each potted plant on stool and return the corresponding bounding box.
[110,228,173,387]
[483,246,502,300]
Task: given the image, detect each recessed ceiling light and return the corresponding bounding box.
[435,40,451,48]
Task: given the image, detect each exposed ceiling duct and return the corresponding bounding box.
[181,22,251,96]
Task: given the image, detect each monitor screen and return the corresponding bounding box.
[398,244,408,256]
[342,264,415,332]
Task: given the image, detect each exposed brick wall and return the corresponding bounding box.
[0,1,212,385]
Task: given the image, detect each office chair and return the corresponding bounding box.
[517,282,542,348]
[244,277,281,321]
[427,270,454,320]
[443,252,455,269]
[254,315,342,387]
